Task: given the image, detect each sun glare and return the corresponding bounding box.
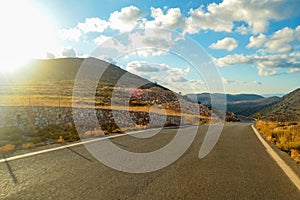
[0,0,58,73]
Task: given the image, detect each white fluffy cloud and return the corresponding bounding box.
[247,34,267,48]
[257,64,277,76]
[144,0,298,34]
[289,68,300,73]
[146,0,295,34]
[77,18,109,33]
[126,61,160,73]
[118,1,298,35]
[296,26,300,41]
[62,47,77,57]
[92,29,178,58]
[145,7,186,29]
[128,29,173,49]
[236,25,251,35]
[126,61,189,80]
[94,35,112,45]
[126,61,192,92]
[222,77,262,85]
[215,54,252,67]
[185,6,233,33]
[58,1,300,46]
[109,6,144,32]
[127,29,176,57]
[92,35,128,61]
[215,53,300,76]
[184,0,298,34]
[209,37,238,51]
[58,18,109,42]
[92,29,184,60]
[58,28,82,42]
[247,26,300,53]
[265,27,295,53]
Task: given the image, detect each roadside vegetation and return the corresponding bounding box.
[255,120,300,163]
[0,124,79,156]
[0,113,214,156]
[0,80,212,156]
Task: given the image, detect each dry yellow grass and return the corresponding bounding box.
[291,149,300,163]
[183,115,210,125]
[0,144,16,155]
[255,120,300,163]
[84,128,105,137]
[57,136,65,143]
[0,82,211,150]
[0,94,209,121]
[22,142,35,149]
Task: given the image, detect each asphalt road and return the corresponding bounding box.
[1,123,300,199]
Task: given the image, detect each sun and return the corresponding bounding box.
[0,0,59,73]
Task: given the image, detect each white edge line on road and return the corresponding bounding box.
[251,124,300,190]
[0,127,164,163]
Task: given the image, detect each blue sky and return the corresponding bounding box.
[1,0,300,95]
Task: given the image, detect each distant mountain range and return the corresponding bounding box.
[186,93,266,104]
[186,88,300,121]
[261,93,284,98]
[260,88,300,121]
[186,93,279,116]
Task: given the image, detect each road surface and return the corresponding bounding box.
[1,123,299,199]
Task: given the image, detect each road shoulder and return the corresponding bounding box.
[251,124,300,190]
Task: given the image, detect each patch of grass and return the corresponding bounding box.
[56,136,65,143]
[0,123,81,151]
[22,142,35,149]
[84,128,105,137]
[184,116,198,125]
[0,144,16,155]
[199,118,210,125]
[255,120,300,163]
[291,149,300,163]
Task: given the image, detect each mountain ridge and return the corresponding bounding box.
[186,93,279,116]
[260,88,300,121]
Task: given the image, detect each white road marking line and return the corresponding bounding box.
[252,125,300,190]
[0,127,163,163]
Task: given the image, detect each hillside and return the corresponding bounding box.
[0,57,153,87]
[0,57,209,117]
[186,93,279,116]
[227,96,279,116]
[261,88,300,121]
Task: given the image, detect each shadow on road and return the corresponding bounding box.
[2,155,18,184]
[164,125,197,129]
[110,139,128,148]
[65,147,93,162]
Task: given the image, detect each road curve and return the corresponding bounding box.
[1,123,299,199]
